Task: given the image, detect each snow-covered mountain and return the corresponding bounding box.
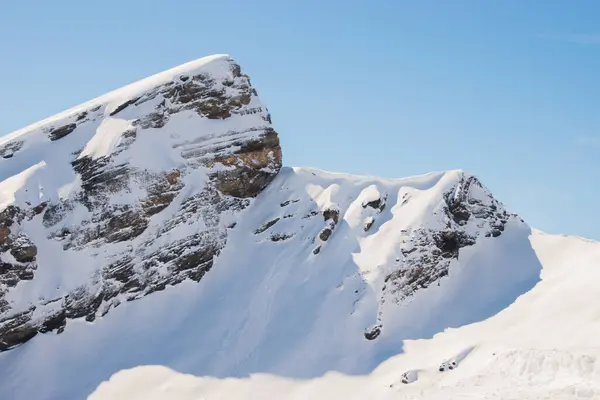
[0,55,598,400]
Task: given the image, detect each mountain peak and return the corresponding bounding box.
[1,54,237,145]
[0,54,281,351]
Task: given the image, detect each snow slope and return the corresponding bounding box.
[88,232,600,400]
[0,166,554,399]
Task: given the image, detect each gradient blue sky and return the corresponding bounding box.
[1,1,599,239]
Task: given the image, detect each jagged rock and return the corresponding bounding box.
[0,206,38,296]
[433,231,476,259]
[317,208,339,244]
[255,218,280,234]
[0,227,8,246]
[364,325,381,340]
[362,195,386,212]
[110,97,141,116]
[42,202,74,228]
[10,240,37,263]
[104,210,149,243]
[0,308,37,351]
[212,136,282,197]
[48,124,77,141]
[38,311,66,334]
[382,175,514,303]
[323,208,340,224]
[30,202,48,217]
[0,205,22,227]
[270,233,294,242]
[0,141,23,159]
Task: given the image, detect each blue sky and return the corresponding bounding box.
[1,1,599,239]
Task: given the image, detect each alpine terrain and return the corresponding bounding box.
[0,55,598,400]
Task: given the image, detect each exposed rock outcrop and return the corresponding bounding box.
[48,123,77,141]
[380,176,512,307]
[0,141,23,159]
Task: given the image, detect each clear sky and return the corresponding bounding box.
[1,1,599,240]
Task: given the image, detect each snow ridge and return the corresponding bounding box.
[0,54,231,146]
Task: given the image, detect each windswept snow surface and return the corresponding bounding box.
[89,231,600,400]
[0,166,573,400]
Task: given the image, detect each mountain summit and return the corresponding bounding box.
[0,54,281,350]
[0,56,598,400]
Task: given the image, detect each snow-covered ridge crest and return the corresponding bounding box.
[0,54,231,146]
[0,54,282,350]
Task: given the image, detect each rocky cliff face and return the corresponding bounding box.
[0,55,281,350]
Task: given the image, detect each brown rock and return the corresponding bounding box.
[270,233,293,242]
[11,244,37,263]
[0,227,9,246]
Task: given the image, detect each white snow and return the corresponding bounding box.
[0,54,231,148]
[77,118,131,160]
[0,161,47,209]
[0,166,596,400]
[87,230,600,400]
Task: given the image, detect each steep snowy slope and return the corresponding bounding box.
[0,166,545,399]
[89,231,600,400]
